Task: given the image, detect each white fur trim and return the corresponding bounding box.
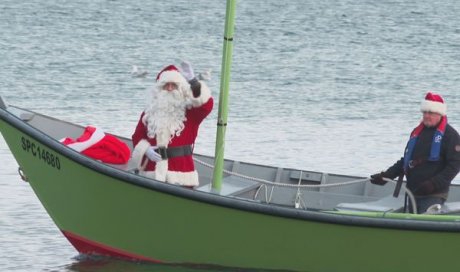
[132,139,151,170]
[166,170,199,187]
[139,170,156,180]
[155,130,172,147]
[158,70,187,86]
[154,160,168,182]
[139,169,199,187]
[421,100,447,116]
[65,127,105,152]
[138,162,167,182]
[190,81,212,108]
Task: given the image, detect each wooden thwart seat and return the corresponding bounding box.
[196,175,259,196]
[335,194,405,213]
[196,161,262,196]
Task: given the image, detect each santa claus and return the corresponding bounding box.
[131,62,213,187]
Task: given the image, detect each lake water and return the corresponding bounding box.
[1,0,460,271]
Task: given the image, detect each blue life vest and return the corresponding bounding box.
[403,117,447,172]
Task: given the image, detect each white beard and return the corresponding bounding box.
[142,85,192,146]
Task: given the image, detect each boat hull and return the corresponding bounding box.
[2,110,460,272]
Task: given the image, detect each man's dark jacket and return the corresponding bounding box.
[385,123,460,198]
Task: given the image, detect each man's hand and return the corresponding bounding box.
[370,172,388,185]
[145,146,162,162]
[180,61,196,82]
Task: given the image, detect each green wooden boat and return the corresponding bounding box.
[2,97,460,272]
[3,1,460,271]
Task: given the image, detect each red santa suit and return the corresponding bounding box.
[131,65,213,187]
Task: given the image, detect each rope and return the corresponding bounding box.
[193,157,418,214]
[294,171,308,209]
[382,177,417,214]
[17,167,28,182]
[194,157,368,188]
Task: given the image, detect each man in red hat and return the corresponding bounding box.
[131,61,213,187]
[371,92,460,213]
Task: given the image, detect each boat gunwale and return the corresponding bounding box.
[2,106,460,232]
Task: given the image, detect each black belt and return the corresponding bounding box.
[156,145,193,160]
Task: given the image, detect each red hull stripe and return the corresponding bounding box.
[62,230,163,263]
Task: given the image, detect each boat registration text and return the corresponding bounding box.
[21,136,61,170]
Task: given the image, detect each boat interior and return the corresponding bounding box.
[5,103,460,215]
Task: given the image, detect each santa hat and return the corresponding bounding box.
[420,92,447,116]
[156,65,187,86]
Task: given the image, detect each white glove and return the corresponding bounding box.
[145,146,162,162]
[179,61,196,82]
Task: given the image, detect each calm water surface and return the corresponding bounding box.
[1,0,460,271]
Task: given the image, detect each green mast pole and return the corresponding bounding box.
[212,0,237,192]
